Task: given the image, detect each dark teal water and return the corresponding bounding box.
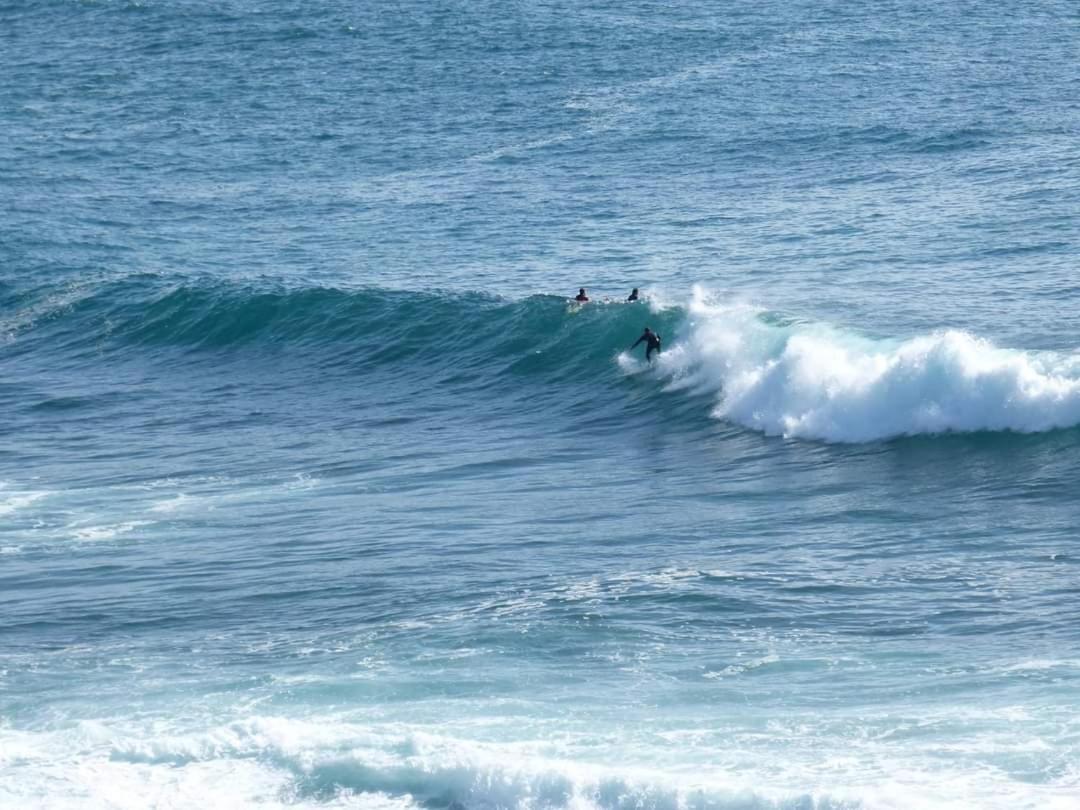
[3,2,1080,808]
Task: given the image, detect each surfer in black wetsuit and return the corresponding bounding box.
[627,288,639,302]
[631,327,661,361]
[574,288,589,302]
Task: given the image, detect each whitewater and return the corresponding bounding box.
[4,0,1080,808]
[645,289,1080,442]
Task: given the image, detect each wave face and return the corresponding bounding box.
[6,276,1080,443]
[2,275,678,369]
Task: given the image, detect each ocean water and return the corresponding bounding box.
[3,1,1080,807]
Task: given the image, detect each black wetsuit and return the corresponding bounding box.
[631,330,661,361]
[627,291,639,301]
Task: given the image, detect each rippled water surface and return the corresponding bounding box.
[3,1,1080,808]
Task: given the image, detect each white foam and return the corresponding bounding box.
[149,493,192,513]
[8,721,1080,810]
[0,483,49,517]
[998,659,1080,673]
[4,716,1080,810]
[70,521,152,542]
[651,288,1080,442]
[282,472,320,492]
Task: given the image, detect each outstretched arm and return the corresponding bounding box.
[630,335,645,349]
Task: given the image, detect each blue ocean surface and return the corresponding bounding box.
[3,1,1080,807]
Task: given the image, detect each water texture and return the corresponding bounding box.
[3,1,1080,808]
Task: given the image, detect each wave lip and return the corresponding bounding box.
[656,290,1080,443]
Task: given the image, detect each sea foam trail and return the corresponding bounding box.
[643,288,1080,443]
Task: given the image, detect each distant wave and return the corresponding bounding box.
[5,275,1080,443]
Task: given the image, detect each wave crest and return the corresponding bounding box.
[653,289,1080,442]
[7,275,1080,442]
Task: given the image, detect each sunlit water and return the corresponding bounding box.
[3,1,1080,807]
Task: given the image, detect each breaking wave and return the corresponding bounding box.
[5,275,1080,443]
[645,288,1080,442]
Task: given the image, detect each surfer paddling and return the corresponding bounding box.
[631,327,661,362]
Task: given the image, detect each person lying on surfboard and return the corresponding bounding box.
[631,327,661,361]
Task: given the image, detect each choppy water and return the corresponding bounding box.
[3,1,1080,808]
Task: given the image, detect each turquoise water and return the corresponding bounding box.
[3,1,1080,807]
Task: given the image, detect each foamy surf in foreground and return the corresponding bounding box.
[636,288,1080,442]
[3,717,1079,810]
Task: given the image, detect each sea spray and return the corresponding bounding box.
[651,288,1080,442]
